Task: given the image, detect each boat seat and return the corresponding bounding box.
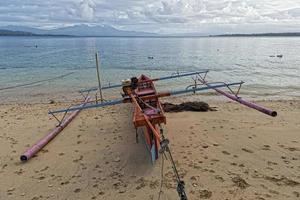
[136,88,155,96]
[144,108,160,115]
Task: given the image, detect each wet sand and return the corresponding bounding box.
[0,99,300,200]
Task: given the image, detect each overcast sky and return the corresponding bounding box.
[0,0,299,34]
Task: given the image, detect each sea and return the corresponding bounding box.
[0,36,300,103]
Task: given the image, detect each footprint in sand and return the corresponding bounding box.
[60,181,70,185]
[264,175,300,186]
[262,145,271,150]
[286,147,300,152]
[2,164,8,170]
[7,187,15,196]
[237,164,244,168]
[267,161,278,166]
[284,160,290,164]
[214,175,225,182]
[268,189,279,195]
[266,165,274,171]
[242,148,253,153]
[38,176,46,180]
[73,155,83,163]
[198,189,212,199]
[293,191,300,198]
[41,149,49,153]
[14,168,24,175]
[74,188,81,193]
[222,150,231,155]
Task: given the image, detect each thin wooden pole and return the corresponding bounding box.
[95,52,103,102]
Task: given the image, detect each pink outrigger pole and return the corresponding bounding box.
[211,87,277,117]
[196,77,277,117]
[20,96,91,161]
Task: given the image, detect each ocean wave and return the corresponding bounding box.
[234,63,248,68]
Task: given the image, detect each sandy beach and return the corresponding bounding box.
[0,99,300,200]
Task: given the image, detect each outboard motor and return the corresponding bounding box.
[131,77,138,90]
[122,77,138,95]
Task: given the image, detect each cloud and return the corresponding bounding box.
[77,0,95,21]
[0,0,299,33]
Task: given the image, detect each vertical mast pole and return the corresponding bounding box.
[95,52,103,102]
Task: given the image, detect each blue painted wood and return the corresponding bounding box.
[79,70,209,93]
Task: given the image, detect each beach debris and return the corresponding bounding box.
[269,54,283,58]
[162,102,216,112]
[232,176,249,189]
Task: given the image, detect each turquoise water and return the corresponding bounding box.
[0,36,300,103]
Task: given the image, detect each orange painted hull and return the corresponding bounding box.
[132,75,166,162]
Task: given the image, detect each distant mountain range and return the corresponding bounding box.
[0,29,71,37]
[0,29,36,36]
[0,24,157,37]
[0,25,300,37]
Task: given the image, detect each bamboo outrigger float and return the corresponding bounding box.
[21,69,277,200]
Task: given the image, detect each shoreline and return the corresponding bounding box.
[1,89,300,105]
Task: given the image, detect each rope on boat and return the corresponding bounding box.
[0,72,74,91]
[158,127,188,200]
[137,96,160,112]
[157,152,165,200]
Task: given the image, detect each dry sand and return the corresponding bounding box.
[0,99,300,200]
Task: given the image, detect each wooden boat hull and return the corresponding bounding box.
[132,74,166,163]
